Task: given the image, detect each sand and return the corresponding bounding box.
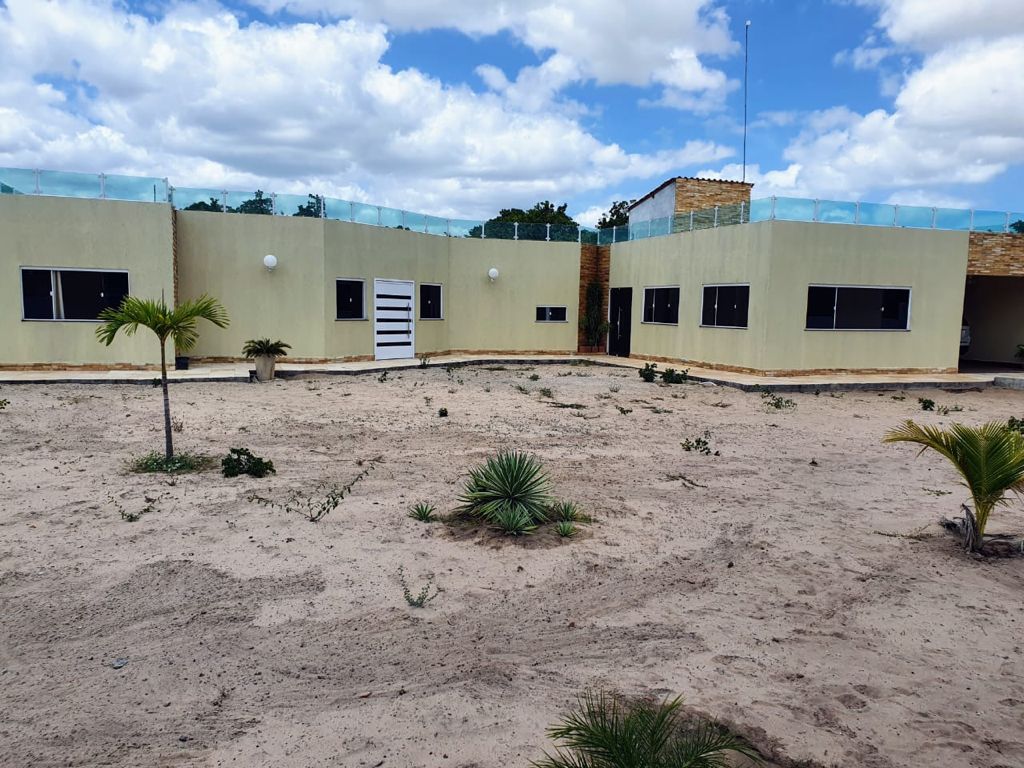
[0,363,1022,768]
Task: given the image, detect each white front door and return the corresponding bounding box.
[373,278,415,360]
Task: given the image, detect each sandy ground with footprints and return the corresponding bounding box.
[1,362,1022,767]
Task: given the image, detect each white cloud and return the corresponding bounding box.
[859,0,1024,50]
[0,0,734,218]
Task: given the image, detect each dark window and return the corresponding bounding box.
[336,279,365,320]
[701,285,749,328]
[22,269,54,319]
[642,287,679,324]
[60,270,128,320]
[806,286,910,330]
[420,284,442,319]
[536,306,567,322]
[21,268,128,321]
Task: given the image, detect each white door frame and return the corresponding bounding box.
[373,278,415,361]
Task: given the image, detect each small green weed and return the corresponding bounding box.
[639,363,658,383]
[130,452,212,474]
[398,565,440,607]
[529,373,540,381]
[0,398,9,410]
[547,402,587,410]
[923,487,952,497]
[377,371,389,383]
[515,384,530,394]
[681,430,717,456]
[438,407,448,417]
[555,521,578,538]
[419,356,430,368]
[761,389,796,411]
[221,447,276,478]
[918,397,935,411]
[616,405,632,415]
[250,457,381,522]
[608,384,620,393]
[538,387,554,398]
[409,502,437,522]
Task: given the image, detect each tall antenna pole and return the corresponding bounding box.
[742,19,751,183]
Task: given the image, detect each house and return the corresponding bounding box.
[2,167,1021,374]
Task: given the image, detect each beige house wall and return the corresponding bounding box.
[610,221,969,374]
[0,196,174,366]
[961,276,1024,364]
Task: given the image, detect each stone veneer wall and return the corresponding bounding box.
[967,232,1024,276]
[674,177,753,214]
[577,243,610,351]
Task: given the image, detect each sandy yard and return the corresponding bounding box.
[0,362,1022,768]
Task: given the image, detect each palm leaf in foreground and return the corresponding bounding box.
[532,691,760,768]
[884,420,1024,550]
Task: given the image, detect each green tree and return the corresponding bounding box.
[1010,219,1024,234]
[96,295,229,460]
[467,200,579,241]
[884,420,1024,552]
[597,199,635,229]
[234,190,273,215]
[294,194,324,218]
[184,197,224,212]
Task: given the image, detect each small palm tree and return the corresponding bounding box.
[241,338,291,359]
[532,690,760,768]
[884,420,1024,551]
[96,295,229,460]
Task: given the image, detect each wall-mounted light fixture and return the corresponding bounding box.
[487,267,499,282]
[263,254,278,271]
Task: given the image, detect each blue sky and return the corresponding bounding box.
[1,0,1022,223]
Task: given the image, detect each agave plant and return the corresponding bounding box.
[242,338,292,359]
[884,420,1024,552]
[456,450,552,535]
[532,690,760,768]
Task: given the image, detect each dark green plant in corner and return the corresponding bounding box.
[580,280,610,348]
[918,397,936,411]
[222,447,276,478]
[884,420,1024,552]
[96,295,229,463]
[661,367,689,384]
[532,690,760,768]
[639,363,658,383]
[455,450,553,535]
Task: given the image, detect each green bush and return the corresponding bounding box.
[1008,416,1024,435]
[639,363,658,383]
[555,521,577,538]
[409,502,437,522]
[438,407,449,417]
[130,451,212,474]
[221,447,276,478]
[455,451,552,535]
[918,397,935,411]
[661,367,688,384]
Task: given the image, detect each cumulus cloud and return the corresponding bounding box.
[0,0,734,218]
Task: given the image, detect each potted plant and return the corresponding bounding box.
[242,338,291,382]
[579,281,609,354]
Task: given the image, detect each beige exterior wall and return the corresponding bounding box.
[610,221,969,373]
[961,276,1024,364]
[0,196,174,366]
[176,211,579,360]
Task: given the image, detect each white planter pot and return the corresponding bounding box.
[254,355,276,382]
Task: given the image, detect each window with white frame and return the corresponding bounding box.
[805,285,911,330]
[642,286,679,325]
[336,278,366,320]
[701,284,749,328]
[536,306,567,322]
[21,268,129,321]
[420,283,443,320]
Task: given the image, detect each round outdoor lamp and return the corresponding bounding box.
[263,254,278,271]
[487,267,499,282]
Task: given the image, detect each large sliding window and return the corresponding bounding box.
[701,284,749,328]
[336,278,366,320]
[806,285,911,330]
[21,268,129,321]
[642,286,680,325]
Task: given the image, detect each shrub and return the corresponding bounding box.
[419,355,430,368]
[550,501,592,524]
[409,502,437,522]
[538,387,554,399]
[455,451,552,535]
[241,338,291,358]
[378,371,389,383]
[918,397,935,411]
[532,690,759,768]
[681,430,716,455]
[130,451,212,474]
[250,457,381,522]
[438,407,449,417]
[761,389,796,411]
[0,398,9,410]
[661,367,689,384]
[639,363,658,383]
[398,565,440,607]
[529,373,540,381]
[555,521,577,538]
[1008,416,1024,435]
[221,447,276,478]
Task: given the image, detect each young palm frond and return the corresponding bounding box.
[242,338,292,358]
[884,420,1024,550]
[96,294,229,460]
[455,451,552,534]
[532,690,760,768]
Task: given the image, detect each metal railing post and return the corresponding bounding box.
[33,169,41,194]
[613,225,618,244]
[349,201,355,222]
[855,201,860,225]
[513,222,519,240]
[320,195,326,218]
[545,223,551,241]
[714,206,719,227]
[969,209,975,231]
[1005,212,1011,233]
[271,192,277,215]
[740,201,746,223]
[770,196,776,220]
[376,206,382,226]
[401,209,406,229]
[423,216,428,234]
[446,219,451,237]
[481,221,486,239]
[163,178,170,203]
[689,211,694,231]
[98,173,106,199]
[813,199,819,222]
[931,207,937,228]
[221,190,228,212]
[893,205,899,227]
[577,226,581,244]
